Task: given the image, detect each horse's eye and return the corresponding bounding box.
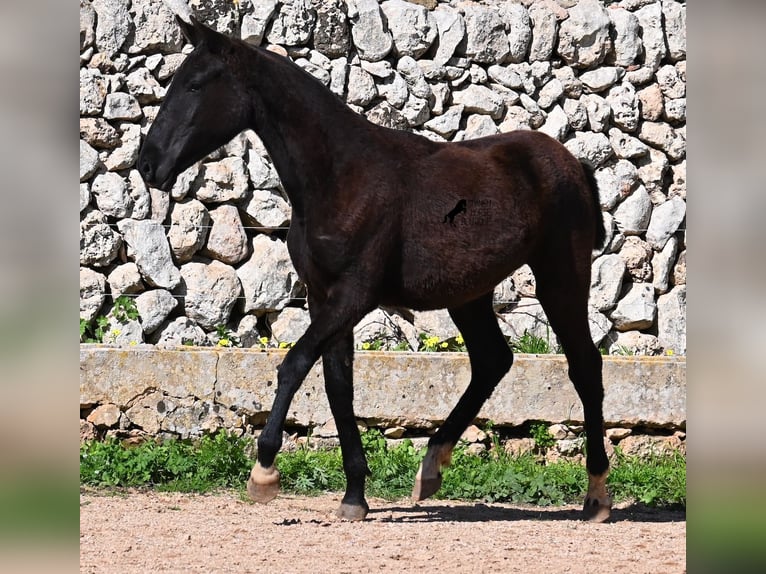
[188,84,200,93]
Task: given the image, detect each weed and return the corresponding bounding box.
[80,296,140,343]
[80,430,685,507]
[511,330,559,354]
[529,422,556,451]
[213,324,240,348]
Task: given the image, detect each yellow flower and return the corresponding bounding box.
[362,342,371,350]
[259,336,270,346]
[218,338,231,347]
[440,341,449,349]
[666,349,674,356]
[455,334,464,345]
[426,336,439,347]
[279,341,291,349]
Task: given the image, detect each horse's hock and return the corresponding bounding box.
[80,346,686,457]
[80,0,686,358]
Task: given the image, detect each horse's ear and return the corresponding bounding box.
[177,15,200,46]
[177,15,231,54]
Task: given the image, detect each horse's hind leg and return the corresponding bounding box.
[530,252,611,522]
[413,293,513,500]
[322,332,370,520]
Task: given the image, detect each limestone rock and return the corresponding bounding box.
[87,403,122,428]
[80,267,107,321]
[563,131,613,169]
[381,0,437,59]
[619,236,653,283]
[269,307,311,344]
[168,199,210,264]
[266,0,316,46]
[652,237,678,295]
[180,260,242,330]
[613,185,652,236]
[93,0,131,57]
[606,83,639,132]
[503,3,531,63]
[610,282,656,331]
[241,0,279,46]
[125,67,165,104]
[346,65,378,106]
[201,204,249,265]
[154,317,208,348]
[312,0,350,58]
[237,235,303,313]
[589,254,626,312]
[135,289,178,335]
[118,219,181,289]
[638,122,686,161]
[80,140,100,182]
[527,0,559,62]
[432,5,465,66]
[80,68,107,115]
[424,104,464,138]
[104,123,142,171]
[634,2,666,72]
[536,105,567,141]
[452,84,504,119]
[594,159,639,211]
[412,309,459,340]
[80,209,122,268]
[579,67,624,94]
[193,158,250,203]
[80,119,118,152]
[662,1,686,62]
[646,197,686,251]
[657,285,686,354]
[108,263,144,298]
[347,0,392,61]
[461,3,509,65]
[582,93,611,133]
[130,0,184,53]
[103,92,142,121]
[608,128,648,159]
[557,0,610,68]
[607,6,642,67]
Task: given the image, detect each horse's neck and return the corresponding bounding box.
[244,48,366,216]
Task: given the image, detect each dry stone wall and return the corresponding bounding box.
[80,0,686,355]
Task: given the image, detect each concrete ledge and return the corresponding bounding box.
[81,346,685,438]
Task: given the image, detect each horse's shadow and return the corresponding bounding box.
[368,501,685,524]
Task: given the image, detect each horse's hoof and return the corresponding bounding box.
[582,496,612,523]
[412,474,442,501]
[247,464,280,504]
[336,502,369,521]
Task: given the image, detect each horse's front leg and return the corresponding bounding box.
[247,289,372,511]
[247,334,319,504]
[322,333,370,520]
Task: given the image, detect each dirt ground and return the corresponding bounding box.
[80,489,685,573]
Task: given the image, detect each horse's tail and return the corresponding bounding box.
[581,162,606,249]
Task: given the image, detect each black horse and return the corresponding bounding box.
[138,17,611,523]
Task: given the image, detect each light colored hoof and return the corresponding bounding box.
[247,464,280,504]
[412,443,452,501]
[583,471,612,522]
[583,497,612,522]
[412,474,442,501]
[336,502,369,521]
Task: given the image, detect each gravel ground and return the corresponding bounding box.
[80,489,686,573]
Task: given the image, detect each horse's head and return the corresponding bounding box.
[138,17,250,191]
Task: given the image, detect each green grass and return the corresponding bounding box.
[80,430,685,508]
